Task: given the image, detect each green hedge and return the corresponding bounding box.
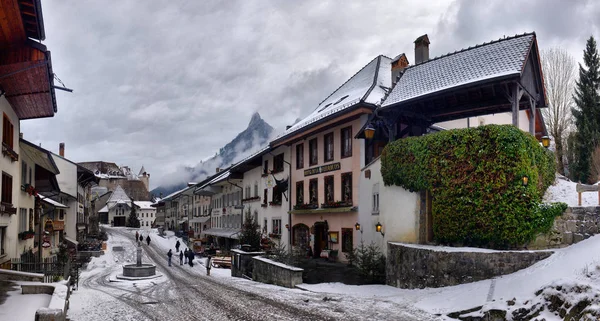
[381,125,566,249]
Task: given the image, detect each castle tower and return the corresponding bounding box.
[138,166,150,191]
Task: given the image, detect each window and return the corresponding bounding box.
[2,113,14,149]
[0,226,5,255]
[341,126,352,158]
[372,183,380,214]
[272,185,282,205]
[254,182,258,197]
[273,153,284,173]
[58,209,64,220]
[263,189,268,205]
[324,133,334,162]
[28,167,32,185]
[342,228,353,253]
[309,138,318,166]
[296,144,304,169]
[324,175,334,203]
[1,172,13,204]
[263,218,267,233]
[272,218,282,235]
[296,181,304,205]
[263,160,269,175]
[309,178,318,205]
[19,208,27,232]
[21,161,27,186]
[341,172,353,203]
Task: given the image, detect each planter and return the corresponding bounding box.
[293,203,318,210]
[268,233,281,239]
[18,231,35,240]
[269,202,282,206]
[261,203,268,208]
[321,201,353,209]
[242,196,261,203]
[1,142,18,162]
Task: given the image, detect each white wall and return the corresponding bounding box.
[358,158,420,254]
[137,207,156,230]
[260,145,291,248]
[0,96,21,262]
[52,155,77,198]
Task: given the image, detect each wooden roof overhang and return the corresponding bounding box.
[19,138,60,193]
[0,40,57,119]
[0,0,45,46]
[271,105,375,148]
[378,38,548,140]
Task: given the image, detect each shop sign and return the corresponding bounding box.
[304,162,341,177]
[53,220,64,231]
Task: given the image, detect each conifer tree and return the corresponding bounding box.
[126,199,141,228]
[570,36,600,183]
[239,208,261,251]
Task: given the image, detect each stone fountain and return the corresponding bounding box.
[119,242,156,279]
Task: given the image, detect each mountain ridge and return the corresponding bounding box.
[151,112,273,197]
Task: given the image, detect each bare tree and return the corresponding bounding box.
[541,47,576,175]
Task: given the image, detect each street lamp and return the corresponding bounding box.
[375,222,384,237]
[355,222,361,231]
[522,176,529,186]
[541,136,550,148]
[364,123,376,140]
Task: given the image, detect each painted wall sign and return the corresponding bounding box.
[304,162,341,177]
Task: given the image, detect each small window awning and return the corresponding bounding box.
[40,196,68,209]
[203,228,241,239]
[190,216,210,224]
[19,139,60,193]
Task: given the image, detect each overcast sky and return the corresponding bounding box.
[20,0,600,189]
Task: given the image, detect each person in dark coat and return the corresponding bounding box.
[184,249,188,264]
[175,240,180,252]
[135,231,139,242]
[188,250,195,267]
[167,249,173,266]
[139,234,143,242]
[179,250,184,265]
[206,255,212,276]
[146,235,151,246]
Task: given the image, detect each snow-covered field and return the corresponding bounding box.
[543,173,599,207]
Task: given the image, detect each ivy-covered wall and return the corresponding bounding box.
[381,125,566,249]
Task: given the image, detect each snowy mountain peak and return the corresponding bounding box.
[248,112,263,127]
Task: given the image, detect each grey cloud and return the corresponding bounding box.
[19,0,598,189]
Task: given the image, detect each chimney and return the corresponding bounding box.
[216,167,220,173]
[19,132,23,139]
[414,34,430,65]
[286,125,292,130]
[59,142,65,157]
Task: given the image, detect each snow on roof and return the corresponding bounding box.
[229,145,270,171]
[98,205,108,213]
[273,55,391,142]
[40,196,69,208]
[138,166,147,176]
[134,201,155,210]
[382,33,534,108]
[160,186,190,202]
[106,185,131,203]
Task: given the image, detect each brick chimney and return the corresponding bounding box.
[414,34,430,65]
[59,142,65,157]
[216,167,220,173]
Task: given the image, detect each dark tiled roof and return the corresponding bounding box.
[382,33,535,108]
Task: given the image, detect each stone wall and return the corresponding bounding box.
[529,206,600,249]
[0,269,43,282]
[231,250,264,279]
[387,243,552,289]
[252,256,303,288]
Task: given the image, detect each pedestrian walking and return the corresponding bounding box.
[206,255,212,276]
[189,250,195,267]
[139,234,143,242]
[146,235,151,246]
[184,249,188,264]
[135,231,139,242]
[179,250,183,265]
[175,240,180,252]
[167,249,173,267]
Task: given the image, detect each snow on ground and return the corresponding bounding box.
[0,283,51,321]
[543,173,600,206]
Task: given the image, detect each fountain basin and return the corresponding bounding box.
[122,264,156,277]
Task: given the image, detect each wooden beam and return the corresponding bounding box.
[512,83,520,127]
[529,97,536,135]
